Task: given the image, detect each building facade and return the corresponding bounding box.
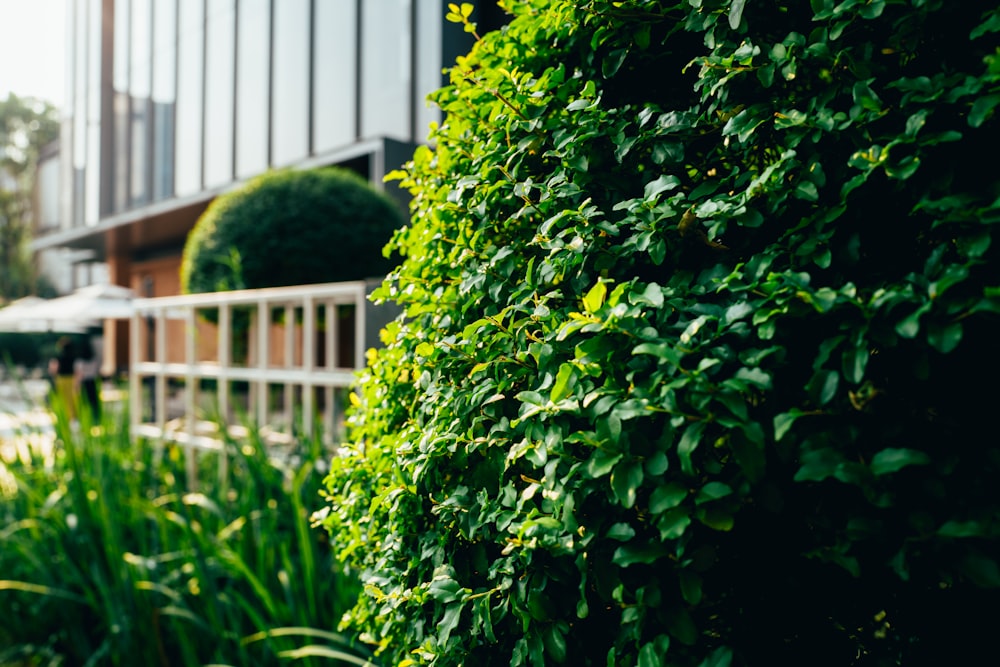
[32,0,504,370]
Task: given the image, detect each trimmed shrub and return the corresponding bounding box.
[180,167,404,295]
[323,2,1000,666]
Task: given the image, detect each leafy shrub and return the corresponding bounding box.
[322,1,1000,666]
[180,167,405,295]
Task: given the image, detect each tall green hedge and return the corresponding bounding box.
[322,2,1000,665]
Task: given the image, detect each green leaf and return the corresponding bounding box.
[583,281,608,314]
[698,646,734,667]
[613,542,668,567]
[544,624,568,663]
[644,174,682,199]
[677,421,707,476]
[695,481,733,504]
[633,341,683,365]
[603,48,628,78]
[550,363,576,403]
[735,367,772,389]
[794,448,845,483]
[729,0,748,29]
[679,570,703,605]
[438,603,463,644]
[896,303,931,338]
[611,460,644,508]
[927,321,963,354]
[774,410,807,442]
[657,507,692,540]
[969,94,1000,128]
[632,282,665,307]
[697,506,735,531]
[960,553,1000,588]
[808,369,839,406]
[937,520,989,538]
[842,344,869,384]
[586,450,622,478]
[664,606,698,645]
[645,451,669,475]
[638,642,664,667]
[606,522,636,541]
[870,448,931,476]
[649,483,688,514]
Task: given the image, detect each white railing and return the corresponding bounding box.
[129,281,372,479]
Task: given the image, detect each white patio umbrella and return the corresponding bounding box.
[26,284,136,331]
[0,297,47,332]
[0,296,87,333]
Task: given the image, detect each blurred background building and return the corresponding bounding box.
[30,0,505,369]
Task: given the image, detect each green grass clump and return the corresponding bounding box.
[0,397,372,666]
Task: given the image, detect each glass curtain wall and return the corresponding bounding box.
[62,0,452,230]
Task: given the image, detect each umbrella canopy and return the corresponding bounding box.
[23,284,136,331]
[0,296,84,333]
[0,296,45,330]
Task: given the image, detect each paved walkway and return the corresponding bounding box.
[0,378,55,477]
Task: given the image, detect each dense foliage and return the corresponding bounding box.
[180,167,404,296]
[323,1,1000,665]
[0,402,369,666]
[0,93,59,301]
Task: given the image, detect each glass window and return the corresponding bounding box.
[271,0,309,166]
[61,2,77,227]
[131,0,152,206]
[313,0,357,153]
[361,0,412,140]
[204,0,235,188]
[112,0,130,212]
[73,0,88,171]
[414,0,443,142]
[175,0,205,197]
[235,0,269,178]
[152,0,177,201]
[86,122,101,225]
[86,0,103,224]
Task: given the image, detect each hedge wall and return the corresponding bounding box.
[322,2,1000,666]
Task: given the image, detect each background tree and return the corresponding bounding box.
[0,93,59,301]
[322,1,1000,666]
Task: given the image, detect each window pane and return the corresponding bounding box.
[361,0,411,140]
[131,0,152,206]
[87,0,103,223]
[271,0,309,166]
[152,0,177,200]
[175,0,204,197]
[235,0,269,178]
[414,0,443,141]
[204,0,235,188]
[313,0,357,153]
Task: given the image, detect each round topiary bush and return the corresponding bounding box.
[322,2,1000,666]
[180,167,405,295]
